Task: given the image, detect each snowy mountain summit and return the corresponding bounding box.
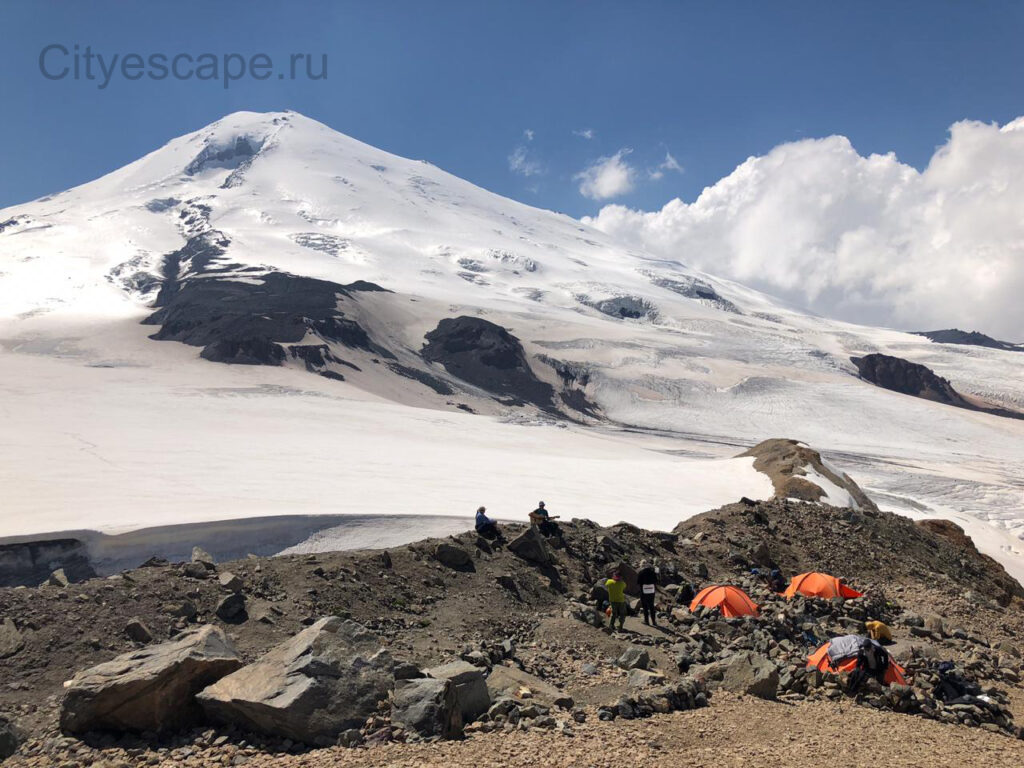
[1,111,1023,579]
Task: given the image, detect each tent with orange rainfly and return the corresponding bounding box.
[807,635,907,686]
[783,572,863,600]
[689,585,759,618]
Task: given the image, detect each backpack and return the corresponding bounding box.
[847,639,890,693]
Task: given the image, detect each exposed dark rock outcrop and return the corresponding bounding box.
[650,275,741,314]
[914,329,1022,352]
[0,538,96,588]
[852,353,1024,420]
[421,316,555,409]
[739,438,878,512]
[145,270,390,367]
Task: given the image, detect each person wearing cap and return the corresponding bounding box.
[529,501,560,537]
[475,505,502,541]
[605,569,627,631]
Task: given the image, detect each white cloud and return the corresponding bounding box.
[575,149,636,200]
[648,151,684,180]
[523,129,534,142]
[584,117,1024,339]
[508,145,543,177]
[573,128,595,140]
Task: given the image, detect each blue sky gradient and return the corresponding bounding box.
[2,1,1023,216]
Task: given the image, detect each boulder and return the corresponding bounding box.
[44,568,70,588]
[216,593,247,623]
[628,669,666,688]
[0,717,19,760]
[616,646,650,671]
[197,617,393,745]
[124,618,153,643]
[0,618,24,659]
[60,625,241,734]
[182,562,211,580]
[191,547,216,567]
[218,572,244,593]
[924,614,945,636]
[426,660,491,721]
[691,651,779,700]
[391,677,462,739]
[485,666,573,709]
[507,527,554,565]
[434,543,471,569]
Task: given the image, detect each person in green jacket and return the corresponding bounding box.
[605,569,627,631]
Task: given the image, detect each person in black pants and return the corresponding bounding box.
[637,559,658,626]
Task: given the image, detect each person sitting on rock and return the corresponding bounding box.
[475,506,502,541]
[605,569,628,632]
[637,559,659,627]
[529,501,561,538]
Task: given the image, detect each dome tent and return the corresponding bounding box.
[689,585,759,618]
[783,572,863,600]
[807,635,907,686]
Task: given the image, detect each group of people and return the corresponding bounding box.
[594,560,662,631]
[473,501,562,541]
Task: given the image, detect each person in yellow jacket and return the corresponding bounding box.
[605,570,627,631]
[866,619,892,643]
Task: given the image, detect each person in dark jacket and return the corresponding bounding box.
[637,559,658,626]
[475,506,502,541]
[529,501,561,538]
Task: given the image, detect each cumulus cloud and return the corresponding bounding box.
[583,117,1024,339]
[575,149,636,200]
[523,128,534,141]
[573,128,595,140]
[508,145,543,177]
[648,151,684,180]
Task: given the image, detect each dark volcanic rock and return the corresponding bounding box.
[507,527,554,565]
[852,353,1023,420]
[914,328,1021,352]
[145,267,391,368]
[0,717,19,760]
[391,677,462,739]
[198,618,394,744]
[60,626,242,734]
[421,316,554,408]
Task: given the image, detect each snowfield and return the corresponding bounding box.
[1,111,1022,583]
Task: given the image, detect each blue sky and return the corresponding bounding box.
[2,1,1023,217]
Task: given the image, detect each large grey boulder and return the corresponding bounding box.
[197,617,393,745]
[426,660,490,721]
[60,625,241,734]
[0,618,24,659]
[485,666,573,709]
[434,543,471,569]
[616,646,650,670]
[391,677,462,739]
[691,651,779,700]
[507,527,554,565]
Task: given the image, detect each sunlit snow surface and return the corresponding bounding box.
[1,111,1022,583]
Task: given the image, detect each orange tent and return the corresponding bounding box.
[783,572,863,600]
[689,585,759,618]
[807,641,906,686]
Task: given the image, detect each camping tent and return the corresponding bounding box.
[689,585,759,618]
[807,637,907,686]
[783,572,863,600]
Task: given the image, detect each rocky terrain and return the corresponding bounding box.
[2,472,1024,767]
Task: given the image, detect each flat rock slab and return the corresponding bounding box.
[197,617,393,745]
[60,625,241,734]
[486,666,573,709]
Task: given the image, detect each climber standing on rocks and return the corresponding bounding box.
[637,559,658,627]
[605,569,627,632]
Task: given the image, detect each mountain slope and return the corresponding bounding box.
[1,111,1023,581]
